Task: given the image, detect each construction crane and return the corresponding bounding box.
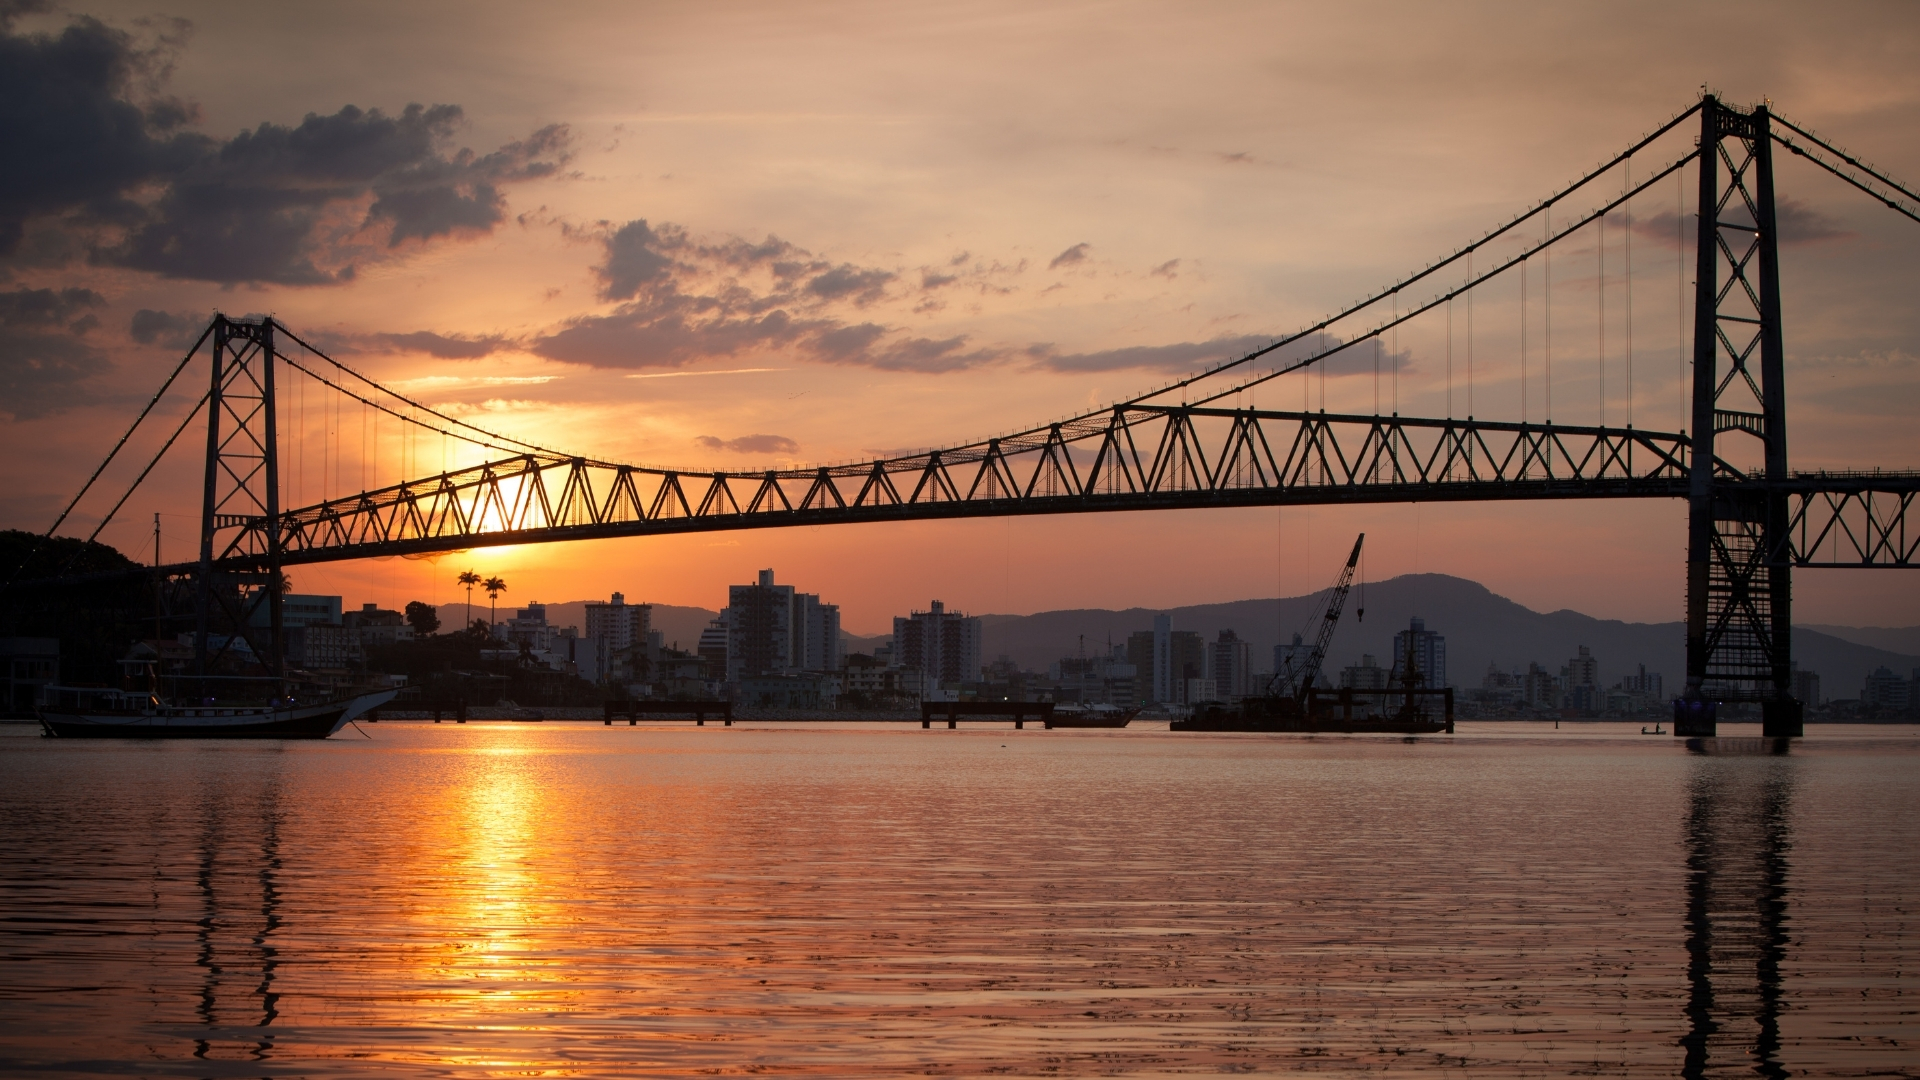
[1269,533,1365,708]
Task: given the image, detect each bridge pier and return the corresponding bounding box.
[1762,699,1804,738]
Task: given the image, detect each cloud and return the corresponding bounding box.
[805,263,893,304]
[1037,333,1277,373]
[1774,197,1851,244]
[129,307,204,348]
[367,330,513,359]
[0,284,109,418]
[530,218,1003,373]
[1150,259,1180,279]
[694,433,799,454]
[624,367,786,379]
[391,374,556,391]
[1049,242,1091,270]
[596,218,679,300]
[1629,196,1848,247]
[0,10,572,284]
[1032,331,1371,376]
[433,397,545,416]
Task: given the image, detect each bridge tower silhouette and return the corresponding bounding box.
[31,96,1920,734]
[1686,98,1796,733]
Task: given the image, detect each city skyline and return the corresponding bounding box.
[2,3,1916,633]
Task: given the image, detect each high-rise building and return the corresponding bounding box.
[1790,668,1819,707]
[1127,617,1204,703]
[1789,663,1819,707]
[1206,629,1252,699]
[1862,666,1911,711]
[1621,664,1664,700]
[728,569,794,679]
[1390,616,1447,688]
[1522,662,1559,709]
[1273,633,1315,695]
[796,592,843,673]
[585,593,652,654]
[697,613,729,681]
[725,570,842,680]
[1566,645,1598,693]
[892,600,983,691]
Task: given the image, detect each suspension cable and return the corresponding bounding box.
[39,323,212,540]
[1116,102,1706,410]
[273,324,567,458]
[274,350,556,462]
[1179,150,1695,413]
[1769,113,1920,222]
[82,391,213,549]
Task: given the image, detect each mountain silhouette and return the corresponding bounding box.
[524,575,1913,700]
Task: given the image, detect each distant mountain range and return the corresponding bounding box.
[485,575,1918,698]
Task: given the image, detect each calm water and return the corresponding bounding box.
[0,721,1914,1077]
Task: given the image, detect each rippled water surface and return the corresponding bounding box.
[0,721,1915,1077]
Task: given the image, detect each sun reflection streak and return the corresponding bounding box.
[429,737,563,1018]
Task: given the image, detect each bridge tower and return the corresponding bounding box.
[192,315,285,686]
[1684,96,1799,737]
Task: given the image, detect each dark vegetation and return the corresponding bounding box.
[0,530,149,684]
[367,627,604,707]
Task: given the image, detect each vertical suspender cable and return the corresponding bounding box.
[1600,207,1607,427]
[1626,154,1634,428]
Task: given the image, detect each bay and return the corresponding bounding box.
[0,721,1914,1076]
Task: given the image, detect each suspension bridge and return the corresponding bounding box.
[22,96,1920,736]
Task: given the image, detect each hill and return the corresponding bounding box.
[974,574,1918,697]
[488,575,1914,698]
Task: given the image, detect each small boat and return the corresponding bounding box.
[1641,723,1666,735]
[37,686,398,739]
[1044,704,1136,729]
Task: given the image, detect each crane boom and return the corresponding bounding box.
[1271,533,1365,705]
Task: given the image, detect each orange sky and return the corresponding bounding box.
[6,1,1919,633]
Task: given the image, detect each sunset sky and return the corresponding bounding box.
[6,0,1918,633]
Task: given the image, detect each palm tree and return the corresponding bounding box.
[457,570,480,628]
[483,576,507,638]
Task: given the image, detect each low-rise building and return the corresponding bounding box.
[1,638,58,716]
[739,671,839,710]
[1790,666,1821,707]
[843,653,921,702]
[345,603,412,647]
[1340,654,1391,692]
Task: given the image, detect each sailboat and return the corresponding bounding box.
[38,685,396,739]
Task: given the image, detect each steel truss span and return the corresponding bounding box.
[211,410,1700,566]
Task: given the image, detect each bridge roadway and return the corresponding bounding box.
[204,408,1702,569]
[183,405,1914,573]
